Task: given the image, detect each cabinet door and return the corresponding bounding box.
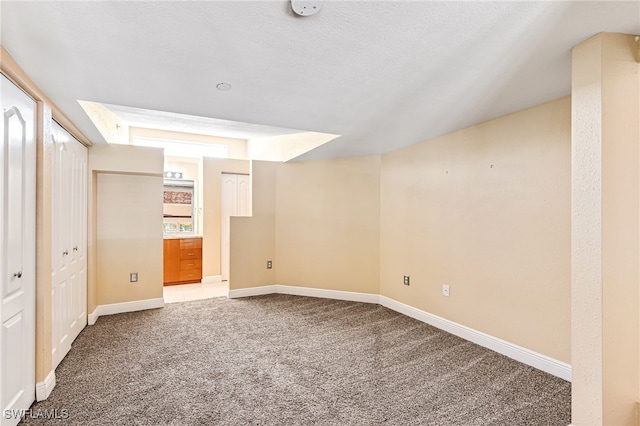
[1,74,36,425]
[163,239,181,284]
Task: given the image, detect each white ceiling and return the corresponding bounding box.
[1,1,639,161]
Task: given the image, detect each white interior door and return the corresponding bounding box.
[1,75,36,425]
[221,174,251,281]
[51,122,87,370]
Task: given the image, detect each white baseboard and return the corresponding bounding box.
[88,308,98,326]
[228,284,378,304]
[276,285,380,304]
[202,275,222,283]
[227,284,571,381]
[35,370,55,401]
[228,285,279,299]
[379,296,572,382]
[87,297,165,325]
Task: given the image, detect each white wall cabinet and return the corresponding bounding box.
[221,173,251,281]
[51,121,87,369]
[1,74,36,426]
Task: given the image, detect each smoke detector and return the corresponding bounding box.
[291,0,322,16]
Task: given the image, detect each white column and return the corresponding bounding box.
[571,33,640,426]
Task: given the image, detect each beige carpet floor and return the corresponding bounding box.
[20,294,571,425]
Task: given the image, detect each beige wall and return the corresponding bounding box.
[129,127,248,160]
[571,33,640,426]
[230,99,571,366]
[230,161,277,287]
[96,173,163,305]
[88,144,164,312]
[230,156,381,295]
[380,97,571,363]
[275,156,381,293]
[202,157,250,277]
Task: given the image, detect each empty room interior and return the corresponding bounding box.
[1,1,639,425]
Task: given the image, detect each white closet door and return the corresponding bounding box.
[51,125,70,367]
[221,174,251,281]
[51,121,87,370]
[1,75,36,425]
[68,133,87,342]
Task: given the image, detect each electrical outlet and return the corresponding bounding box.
[442,284,450,297]
[267,260,273,269]
[403,275,410,286]
[130,272,138,283]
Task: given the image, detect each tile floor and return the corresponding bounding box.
[163,280,229,303]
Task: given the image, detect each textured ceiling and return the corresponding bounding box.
[1,1,639,161]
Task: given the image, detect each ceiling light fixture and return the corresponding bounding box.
[216,82,232,91]
[291,0,322,16]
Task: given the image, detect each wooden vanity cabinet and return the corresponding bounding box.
[163,237,203,285]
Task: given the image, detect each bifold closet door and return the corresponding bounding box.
[221,174,251,281]
[1,74,36,425]
[51,121,87,370]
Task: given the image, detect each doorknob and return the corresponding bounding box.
[13,272,22,278]
[63,250,69,256]
[73,246,78,251]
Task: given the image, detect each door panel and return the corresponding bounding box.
[3,312,25,408]
[5,108,24,298]
[1,74,36,426]
[237,175,251,217]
